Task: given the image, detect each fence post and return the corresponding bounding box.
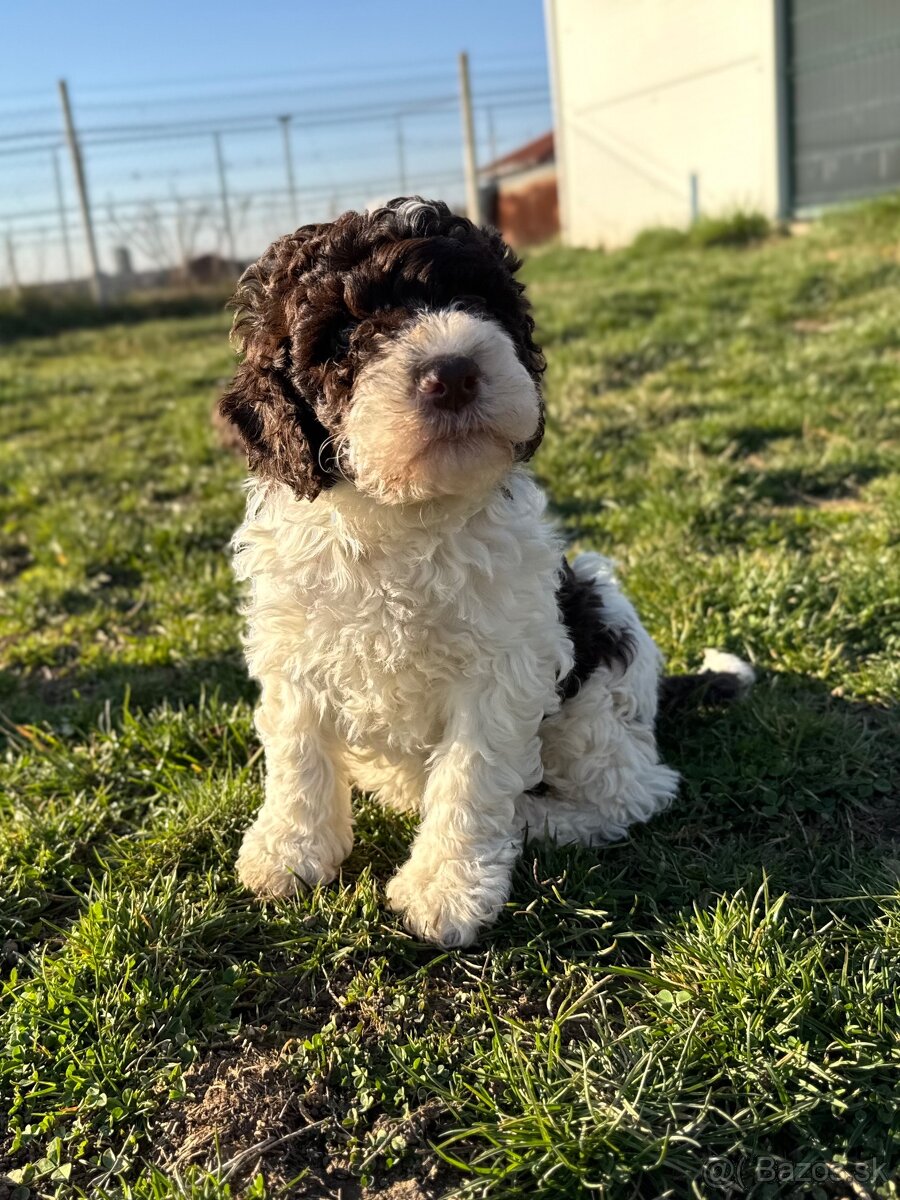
[213,132,237,264]
[278,115,299,227]
[458,52,481,224]
[51,149,74,282]
[5,233,22,299]
[58,79,104,302]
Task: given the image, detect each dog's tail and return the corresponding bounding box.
[659,648,756,713]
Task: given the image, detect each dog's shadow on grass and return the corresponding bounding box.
[562,668,892,921]
[6,654,895,989]
[332,668,898,980]
[227,666,897,1084]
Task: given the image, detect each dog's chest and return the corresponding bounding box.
[240,477,567,756]
[296,548,488,749]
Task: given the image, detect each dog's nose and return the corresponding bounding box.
[417,356,480,412]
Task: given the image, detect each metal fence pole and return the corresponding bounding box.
[52,149,74,282]
[5,233,21,299]
[213,132,237,264]
[458,52,481,224]
[58,79,104,302]
[278,115,299,227]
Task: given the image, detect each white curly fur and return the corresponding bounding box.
[230,306,690,946]
[232,471,685,947]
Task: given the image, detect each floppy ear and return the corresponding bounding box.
[219,359,330,501]
[218,242,331,501]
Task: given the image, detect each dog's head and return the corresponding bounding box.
[219,197,544,504]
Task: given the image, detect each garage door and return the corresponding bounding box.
[788,0,900,210]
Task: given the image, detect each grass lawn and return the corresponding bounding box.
[1,201,899,1199]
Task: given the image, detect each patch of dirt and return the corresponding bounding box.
[155,1046,329,1193]
[155,1045,452,1198]
[0,1124,28,1197]
[367,1182,436,1199]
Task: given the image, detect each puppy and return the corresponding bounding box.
[219,198,750,947]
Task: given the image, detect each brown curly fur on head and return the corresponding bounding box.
[219,197,546,501]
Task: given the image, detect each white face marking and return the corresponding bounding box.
[344,309,541,504]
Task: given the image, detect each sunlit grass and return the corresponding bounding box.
[1,202,899,1198]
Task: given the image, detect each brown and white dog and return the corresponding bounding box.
[219,198,752,947]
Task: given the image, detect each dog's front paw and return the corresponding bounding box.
[236,823,352,897]
[385,857,510,948]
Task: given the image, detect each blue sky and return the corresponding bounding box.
[2,1,550,284]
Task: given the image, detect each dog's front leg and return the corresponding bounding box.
[237,674,352,897]
[386,679,543,947]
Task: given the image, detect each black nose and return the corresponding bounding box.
[417,356,480,412]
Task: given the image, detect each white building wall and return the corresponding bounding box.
[546,0,782,247]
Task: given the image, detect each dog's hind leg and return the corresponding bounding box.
[236,674,353,897]
[517,671,680,848]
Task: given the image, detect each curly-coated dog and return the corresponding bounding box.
[219,197,752,947]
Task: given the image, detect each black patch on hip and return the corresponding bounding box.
[555,558,634,700]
